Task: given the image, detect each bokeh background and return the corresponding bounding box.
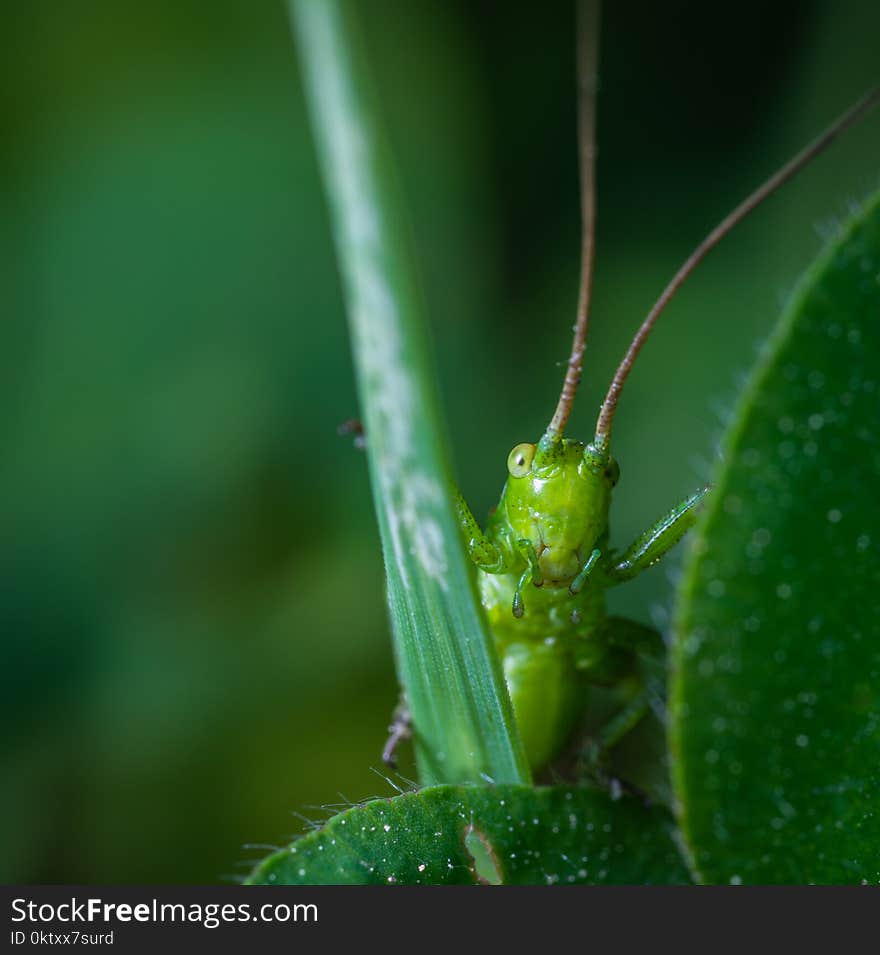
[3,0,878,883]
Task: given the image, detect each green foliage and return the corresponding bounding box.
[5,0,878,886]
[278,0,880,885]
[671,190,880,883]
[250,188,880,886]
[246,784,689,885]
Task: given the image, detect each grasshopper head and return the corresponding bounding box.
[500,433,618,586]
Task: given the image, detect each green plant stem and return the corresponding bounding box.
[288,0,530,786]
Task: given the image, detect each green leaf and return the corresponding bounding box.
[671,190,880,884]
[246,784,690,885]
[287,0,529,785]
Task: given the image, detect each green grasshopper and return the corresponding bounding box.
[384,2,879,777]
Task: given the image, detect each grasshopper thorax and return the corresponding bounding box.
[500,433,619,586]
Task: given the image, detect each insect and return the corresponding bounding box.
[383,2,879,777]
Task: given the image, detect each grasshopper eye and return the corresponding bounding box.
[507,443,536,478]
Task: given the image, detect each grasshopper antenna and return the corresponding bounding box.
[594,85,880,450]
[546,0,601,438]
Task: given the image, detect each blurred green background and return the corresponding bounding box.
[2,0,877,882]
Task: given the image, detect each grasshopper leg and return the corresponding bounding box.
[578,617,666,790]
[455,490,506,573]
[381,699,412,770]
[607,485,710,584]
[337,417,366,449]
[580,692,651,799]
[569,547,601,595]
[596,692,651,751]
[511,539,543,618]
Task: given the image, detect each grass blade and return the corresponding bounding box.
[288,0,530,786]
